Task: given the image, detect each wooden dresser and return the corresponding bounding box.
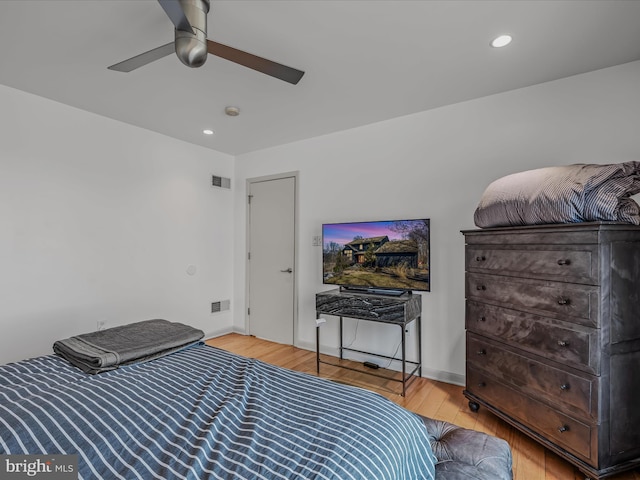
[462,223,640,480]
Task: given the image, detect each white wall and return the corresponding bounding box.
[3,59,640,380]
[233,60,640,384]
[0,85,235,365]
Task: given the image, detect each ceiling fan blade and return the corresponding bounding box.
[206,40,304,85]
[108,42,176,72]
[157,0,195,34]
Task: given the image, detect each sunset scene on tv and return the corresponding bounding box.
[322,219,430,292]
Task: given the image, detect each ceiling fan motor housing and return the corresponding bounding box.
[175,0,210,68]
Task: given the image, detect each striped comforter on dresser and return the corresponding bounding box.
[0,343,436,480]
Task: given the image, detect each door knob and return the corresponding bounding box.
[280,268,293,273]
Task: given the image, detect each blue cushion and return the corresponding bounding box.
[420,416,513,480]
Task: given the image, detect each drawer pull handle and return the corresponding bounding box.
[477,349,486,355]
[477,382,486,387]
[557,340,570,347]
[476,285,486,291]
[558,425,570,433]
[557,298,571,306]
[557,259,572,266]
[479,316,486,322]
[476,256,486,262]
[560,383,570,391]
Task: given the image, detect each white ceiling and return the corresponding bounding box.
[1,0,640,155]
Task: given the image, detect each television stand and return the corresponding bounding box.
[315,288,422,396]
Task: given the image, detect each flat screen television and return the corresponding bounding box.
[322,218,430,294]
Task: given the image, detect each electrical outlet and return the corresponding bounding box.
[312,235,322,246]
[97,321,106,331]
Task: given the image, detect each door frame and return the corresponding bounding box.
[245,171,299,345]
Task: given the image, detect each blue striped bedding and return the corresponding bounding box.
[0,343,436,479]
[474,162,640,228]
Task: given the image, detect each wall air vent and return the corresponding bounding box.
[211,299,231,313]
[212,175,231,189]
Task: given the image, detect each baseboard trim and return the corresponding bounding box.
[204,326,234,340]
[296,339,464,387]
[420,368,465,387]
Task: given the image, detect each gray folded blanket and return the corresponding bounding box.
[53,319,204,374]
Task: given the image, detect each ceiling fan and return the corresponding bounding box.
[108,0,305,85]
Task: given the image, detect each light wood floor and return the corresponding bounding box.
[206,333,640,480]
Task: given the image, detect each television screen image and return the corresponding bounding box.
[322,219,430,293]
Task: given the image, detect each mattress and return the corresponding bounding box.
[0,343,436,479]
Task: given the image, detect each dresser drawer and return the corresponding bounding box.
[466,301,599,373]
[466,273,599,327]
[466,246,598,284]
[467,366,594,464]
[467,333,598,419]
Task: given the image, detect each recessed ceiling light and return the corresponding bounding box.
[490,34,512,48]
[225,106,240,117]
[203,129,214,135]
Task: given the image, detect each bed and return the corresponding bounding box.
[0,341,512,479]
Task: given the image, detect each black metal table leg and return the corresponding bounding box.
[339,316,344,360]
[401,324,406,397]
[417,315,422,377]
[316,313,320,375]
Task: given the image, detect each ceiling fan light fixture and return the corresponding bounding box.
[174,0,209,67]
[107,0,305,84]
[225,106,240,117]
[490,34,512,48]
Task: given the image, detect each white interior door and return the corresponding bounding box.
[247,175,296,344]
